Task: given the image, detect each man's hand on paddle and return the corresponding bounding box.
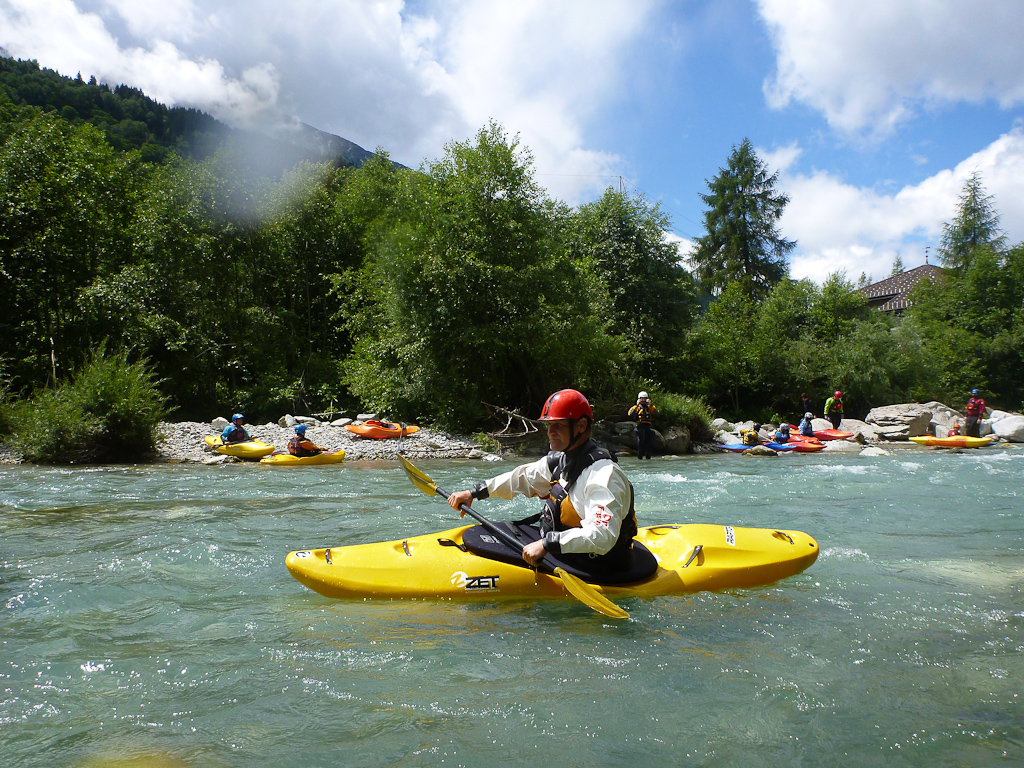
[447,490,474,515]
[522,539,547,567]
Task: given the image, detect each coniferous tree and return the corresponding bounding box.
[690,138,794,300]
[938,171,1005,270]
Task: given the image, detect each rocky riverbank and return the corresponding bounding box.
[158,419,498,464]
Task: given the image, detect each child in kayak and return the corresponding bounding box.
[740,424,762,446]
[288,425,325,457]
[221,414,250,444]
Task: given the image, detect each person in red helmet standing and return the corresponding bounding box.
[823,390,844,430]
[447,389,638,578]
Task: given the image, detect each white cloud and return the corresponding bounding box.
[0,0,280,125]
[758,0,1024,136]
[781,127,1024,283]
[0,0,656,203]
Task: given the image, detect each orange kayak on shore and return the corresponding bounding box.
[346,420,420,439]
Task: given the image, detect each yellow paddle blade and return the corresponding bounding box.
[398,454,440,497]
[554,567,630,620]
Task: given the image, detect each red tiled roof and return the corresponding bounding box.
[859,264,946,312]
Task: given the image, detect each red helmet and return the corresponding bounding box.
[539,389,593,421]
[834,391,842,398]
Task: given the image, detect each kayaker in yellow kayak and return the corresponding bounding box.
[288,425,325,457]
[447,388,639,579]
[221,413,251,444]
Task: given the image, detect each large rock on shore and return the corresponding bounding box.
[865,404,932,440]
[923,401,963,436]
[662,426,691,454]
[992,415,1024,442]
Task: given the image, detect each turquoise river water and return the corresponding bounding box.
[1,447,1022,767]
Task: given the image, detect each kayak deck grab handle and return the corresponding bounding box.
[773,531,795,545]
[683,545,703,568]
[324,548,332,564]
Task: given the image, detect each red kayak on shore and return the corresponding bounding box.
[789,425,853,441]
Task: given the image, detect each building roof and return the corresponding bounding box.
[859,264,946,313]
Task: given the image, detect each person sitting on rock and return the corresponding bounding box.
[798,412,815,437]
[288,425,325,457]
[221,414,250,444]
[740,423,762,446]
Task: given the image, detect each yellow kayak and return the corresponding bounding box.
[909,436,995,448]
[286,523,819,602]
[204,435,275,459]
[260,450,345,466]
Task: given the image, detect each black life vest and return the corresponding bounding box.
[536,440,637,563]
[288,436,320,457]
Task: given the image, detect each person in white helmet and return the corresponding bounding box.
[627,391,658,459]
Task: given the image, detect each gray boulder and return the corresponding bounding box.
[923,401,963,436]
[331,418,353,427]
[859,446,891,457]
[278,414,297,428]
[992,415,1024,442]
[822,439,863,452]
[865,404,933,440]
[662,426,691,454]
[356,413,378,421]
[711,417,733,432]
[211,417,229,431]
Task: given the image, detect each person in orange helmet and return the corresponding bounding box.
[447,389,639,578]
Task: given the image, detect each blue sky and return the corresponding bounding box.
[3,0,1023,284]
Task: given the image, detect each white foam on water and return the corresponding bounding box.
[822,547,870,560]
[900,559,1024,590]
[816,464,871,475]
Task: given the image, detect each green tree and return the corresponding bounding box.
[690,138,794,300]
[938,171,1005,271]
[0,113,141,389]
[565,188,697,384]
[341,122,617,428]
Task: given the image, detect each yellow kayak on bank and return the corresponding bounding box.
[909,436,995,448]
[286,523,819,603]
[260,450,346,466]
[204,435,275,459]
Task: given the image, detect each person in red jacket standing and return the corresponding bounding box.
[964,389,986,438]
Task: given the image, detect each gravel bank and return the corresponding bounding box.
[157,421,497,464]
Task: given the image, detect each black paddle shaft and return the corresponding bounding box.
[433,486,555,574]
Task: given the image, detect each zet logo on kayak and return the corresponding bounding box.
[450,571,500,592]
[724,526,736,546]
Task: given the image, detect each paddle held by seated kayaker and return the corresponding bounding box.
[447,388,638,578]
[222,413,251,444]
[288,425,325,457]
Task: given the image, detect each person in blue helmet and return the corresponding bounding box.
[221,413,250,444]
[288,425,325,457]
[964,389,986,438]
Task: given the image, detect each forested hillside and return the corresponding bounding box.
[1,61,1021,437]
[0,56,375,170]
